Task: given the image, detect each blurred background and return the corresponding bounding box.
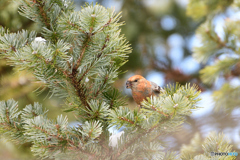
[0,0,239,159]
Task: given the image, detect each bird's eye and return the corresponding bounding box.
[134,79,138,82]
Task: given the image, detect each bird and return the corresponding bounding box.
[126,75,161,106]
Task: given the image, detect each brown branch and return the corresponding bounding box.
[38,127,102,159]
[151,105,169,117]
[96,18,112,33]
[119,117,134,124]
[89,15,96,34]
[1,121,22,132]
[94,76,108,98]
[6,108,10,123]
[11,46,16,52]
[34,53,69,77]
[32,0,51,29]
[0,122,9,126]
[74,15,97,70]
[67,21,85,34]
[150,132,164,143]
[39,144,99,158]
[152,59,194,83]
[112,118,170,159]
[70,68,90,109]
[93,35,110,98]
[77,34,110,84]
[74,17,111,72]
[206,30,235,50]
[75,34,91,70]
[0,123,12,130]
[1,107,22,131]
[33,125,87,153]
[77,66,91,84]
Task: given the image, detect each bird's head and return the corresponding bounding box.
[126,75,145,89]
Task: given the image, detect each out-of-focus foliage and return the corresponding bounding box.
[212,84,240,112]
[119,0,201,85]
[189,0,240,112]
[187,0,233,20]
[186,1,240,157]
[0,0,37,32]
[0,1,57,111]
[0,0,38,106]
[180,132,236,160]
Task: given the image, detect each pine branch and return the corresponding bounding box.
[70,68,90,109]
[94,74,108,98]
[180,132,235,159]
[112,119,168,159]
[75,32,92,71]
[205,29,235,51]
[0,1,208,159]
[34,0,51,29]
[0,99,106,159]
[66,20,86,33]
[76,33,110,84]
[108,83,201,159]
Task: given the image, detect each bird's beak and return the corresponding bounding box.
[126,81,131,89]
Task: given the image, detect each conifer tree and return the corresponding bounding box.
[0,0,233,159]
[175,1,240,159]
[180,132,235,160]
[187,0,240,112]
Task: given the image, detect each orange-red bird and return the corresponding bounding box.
[126,75,161,105]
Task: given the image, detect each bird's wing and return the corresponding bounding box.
[150,81,161,95]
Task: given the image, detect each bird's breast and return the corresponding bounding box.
[131,81,152,105]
